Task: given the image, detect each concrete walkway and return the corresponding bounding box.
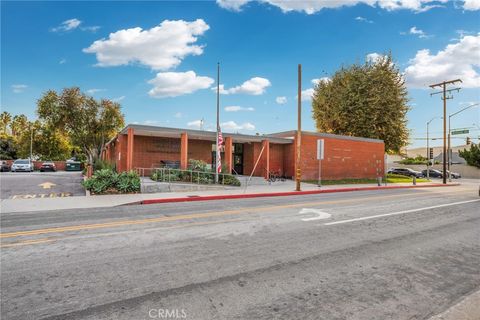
[0,179,455,213]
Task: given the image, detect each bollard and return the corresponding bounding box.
[377,177,382,186]
[413,176,417,185]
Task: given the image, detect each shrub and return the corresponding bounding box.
[82,169,140,194]
[94,159,115,172]
[221,174,241,186]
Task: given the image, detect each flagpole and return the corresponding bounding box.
[215,62,220,184]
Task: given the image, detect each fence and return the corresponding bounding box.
[134,167,239,186]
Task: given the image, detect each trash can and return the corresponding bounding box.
[66,161,82,171]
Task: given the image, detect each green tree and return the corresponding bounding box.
[0,111,12,135]
[10,114,29,138]
[37,87,125,164]
[311,54,409,153]
[459,144,480,168]
[0,134,17,159]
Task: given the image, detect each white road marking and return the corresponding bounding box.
[324,199,480,226]
[300,208,331,221]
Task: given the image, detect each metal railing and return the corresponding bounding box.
[135,167,239,186]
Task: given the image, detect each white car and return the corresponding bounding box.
[11,159,34,172]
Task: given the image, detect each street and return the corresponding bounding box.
[0,172,85,200]
[1,182,479,320]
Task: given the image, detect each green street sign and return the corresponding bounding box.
[451,129,469,135]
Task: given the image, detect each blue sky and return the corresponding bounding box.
[1,0,479,149]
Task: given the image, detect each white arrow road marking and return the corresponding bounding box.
[38,182,56,189]
[300,208,331,221]
[324,199,480,226]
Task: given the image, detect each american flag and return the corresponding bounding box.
[216,128,223,173]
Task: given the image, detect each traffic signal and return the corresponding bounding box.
[466,137,471,145]
[429,148,433,160]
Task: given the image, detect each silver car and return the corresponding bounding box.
[11,159,34,172]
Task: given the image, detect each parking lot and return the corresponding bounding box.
[0,171,85,200]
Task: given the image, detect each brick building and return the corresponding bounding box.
[103,124,385,180]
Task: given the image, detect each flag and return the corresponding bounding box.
[216,128,223,173]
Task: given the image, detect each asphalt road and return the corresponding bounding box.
[1,181,479,320]
[0,171,85,199]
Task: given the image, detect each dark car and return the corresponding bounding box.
[388,167,424,178]
[40,161,56,172]
[0,160,10,172]
[422,169,443,178]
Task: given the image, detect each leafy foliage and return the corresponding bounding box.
[459,144,480,168]
[37,87,125,164]
[312,54,409,153]
[398,155,428,165]
[82,169,140,194]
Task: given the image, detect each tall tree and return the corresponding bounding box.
[10,114,29,138]
[311,55,409,153]
[37,87,125,164]
[0,111,12,135]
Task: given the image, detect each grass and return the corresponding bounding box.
[303,174,430,185]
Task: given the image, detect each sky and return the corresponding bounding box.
[1,0,479,149]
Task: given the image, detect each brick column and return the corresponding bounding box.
[262,139,270,179]
[224,137,233,174]
[126,128,134,171]
[180,132,188,170]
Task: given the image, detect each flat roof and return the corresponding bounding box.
[270,130,384,144]
[118,124,293,144]
[108,124,384,146]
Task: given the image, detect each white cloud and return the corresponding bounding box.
[215,77,271,95]
[112,96,125,102]
[217,0,447,14]
[276,96,287,104]
[224,106,255,112]
[301,88,315,101]
[174,112,183,118]
[51,18,82,32]
[221,121,255,131]
[403,26,430,38]
[311,77,330,85]
[86,88,106,95]
[187,119,204,129]
[463,0,480,10]
[404,34,480,88]
[355,16,373,23]
[216,0,251,11]
[148,71,214,98]
[366,52,386,63]
[59,58,67,64]
[83,19,209,71]
[81,26,101,33]
[144,120,159,125]
[11,84,27,93]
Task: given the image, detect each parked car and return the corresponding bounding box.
[11,159,34,172]
[422,169,443,178]
[447,170,461,179]
[40,161,56,172]
[388,167,424,178]
[0,160,10,172]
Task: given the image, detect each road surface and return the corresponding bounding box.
[1,182,479,319]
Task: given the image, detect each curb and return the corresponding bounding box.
[141,183,460,205]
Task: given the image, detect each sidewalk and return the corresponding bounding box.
[1,180,458,213]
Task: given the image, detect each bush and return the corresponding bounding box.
[82,169,140,194]
[398,155,428,165]
[94,159,115,172]
[221,174,241,186]
[459,144,480,168]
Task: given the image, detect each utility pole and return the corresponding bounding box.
[30,125,33,160]
[296,64,302,192]
[429,79,462,184]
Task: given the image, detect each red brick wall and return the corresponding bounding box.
[188,139,213,164]
[269,143,284,175]
[298,133,384,180]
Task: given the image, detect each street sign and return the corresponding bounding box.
[317,139,324,160]
[451,129,469,135]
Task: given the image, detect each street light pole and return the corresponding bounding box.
[448,102,480,182]
[295,64,302,192]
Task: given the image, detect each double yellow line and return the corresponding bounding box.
[0,190,458,240]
